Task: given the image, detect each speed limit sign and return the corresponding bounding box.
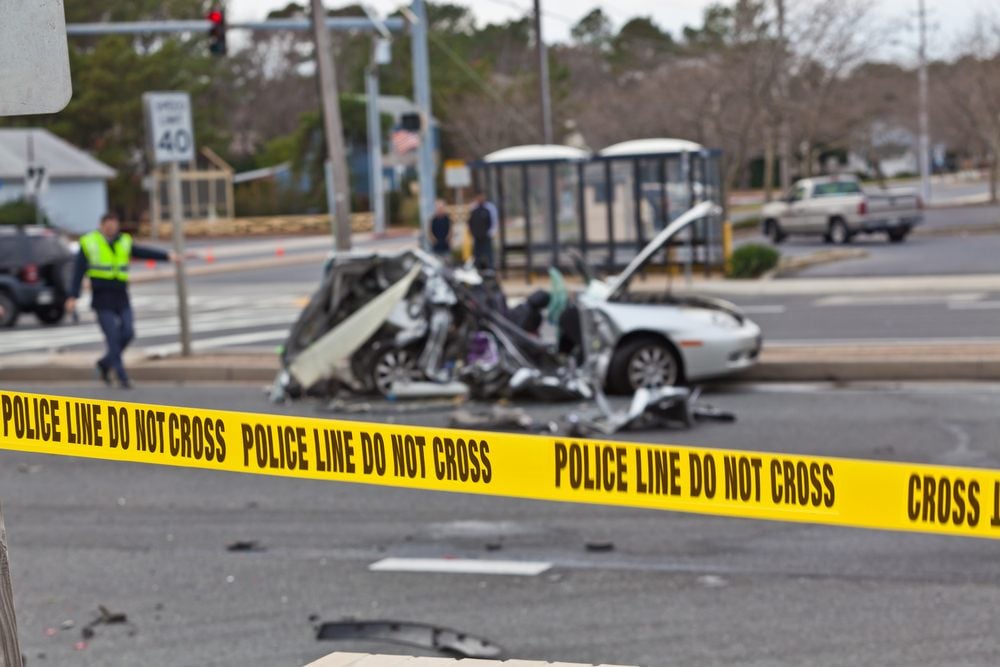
[143,92,196,164]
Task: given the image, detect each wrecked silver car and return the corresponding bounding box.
[270,248,602,402]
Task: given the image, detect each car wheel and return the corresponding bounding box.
[888,228,908,243]
[765,219,786,244]
[35,303,65,325]
[828,218,851,244]
[0,291,19,328]
[371,346,422,396]
[608,336,682,394]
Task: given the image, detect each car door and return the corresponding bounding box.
[782,184,811,233]
[799,182,834,233]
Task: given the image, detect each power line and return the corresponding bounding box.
[427,32,537,134]
[480,0,577,25]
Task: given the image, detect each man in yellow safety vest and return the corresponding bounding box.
[65,212,178,388]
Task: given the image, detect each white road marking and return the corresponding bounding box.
[739,304,787,314]
[947,301,1000,310]
[143,328,290,355]
[814,293,985,307]
[368,557,552,576]
[0,307,298,355]
[767,337,1000,347]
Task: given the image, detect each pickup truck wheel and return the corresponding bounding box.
[0,291,19,328]
[888,228,909,243]
[765,219,786,244]
[828,218,852,244]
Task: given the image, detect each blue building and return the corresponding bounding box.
[0,129,116,234]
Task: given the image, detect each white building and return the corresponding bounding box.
[0,129,116,234]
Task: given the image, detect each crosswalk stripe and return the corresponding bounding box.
[368,557,552,576]
[0,306,299,355]
[144,328,292,356]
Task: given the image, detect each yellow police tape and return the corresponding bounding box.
[2,389,1000,539]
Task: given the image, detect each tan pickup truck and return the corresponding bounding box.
[760,176,923,244]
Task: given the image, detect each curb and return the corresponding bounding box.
[4,355,1000,385]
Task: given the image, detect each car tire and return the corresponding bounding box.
[608,336,683,395]
[35,303,65,325]
[888,228,909,243]
[0,291,19,328]
[765,219,786,244]
[828,218,852,244]
[371,345,423,397]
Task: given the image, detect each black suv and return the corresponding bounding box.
[0,225,75,327]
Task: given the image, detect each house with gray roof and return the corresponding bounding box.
[0,129,116,234]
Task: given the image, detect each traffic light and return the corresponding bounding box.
[207,7,226,56]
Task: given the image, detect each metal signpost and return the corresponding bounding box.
[0,3,73,660]
[143,92,195,356]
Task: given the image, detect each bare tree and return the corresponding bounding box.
[780,0,883,177]
[938,14,1000,201]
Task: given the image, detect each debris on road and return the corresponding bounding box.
[80,605,134,641]
[450,405,558,434]
[566,386,736,436]
[226,540,266,553]
[314,619,503,659]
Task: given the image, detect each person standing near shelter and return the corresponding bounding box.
[65,212,180,388]
[468,191,498,269]
[429,199,453,260]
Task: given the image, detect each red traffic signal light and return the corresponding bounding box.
[207,8,226,56]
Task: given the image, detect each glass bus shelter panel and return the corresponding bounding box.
[526,164,554,267]
[499,166,526,246]
[609,161,645,264]
[665,156,692,222]
[555,162,580,250]
[580,161,613,267]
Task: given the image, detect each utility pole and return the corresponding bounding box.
[533,0,553,144]
[776,0,791,192]
[0,502,22,667]
[309,0,353,251]
[917,0,931,203]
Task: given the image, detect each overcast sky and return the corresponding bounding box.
[230,0,996,60]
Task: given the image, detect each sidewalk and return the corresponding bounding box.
[6,342,1000,385]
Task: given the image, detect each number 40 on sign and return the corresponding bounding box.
[142,91,196,164]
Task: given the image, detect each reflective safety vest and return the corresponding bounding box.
[80,231,132,282]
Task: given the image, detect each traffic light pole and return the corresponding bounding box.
[409,0,436,248]
[65,18,407,36]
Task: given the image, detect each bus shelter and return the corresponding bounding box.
[472,139,724,277]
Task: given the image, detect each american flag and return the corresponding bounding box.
[392,129,421,155]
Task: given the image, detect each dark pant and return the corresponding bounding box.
[96,306,135,382]
[473,239,494,269]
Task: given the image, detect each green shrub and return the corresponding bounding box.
[727,243,779,279]
[0,199,47,226]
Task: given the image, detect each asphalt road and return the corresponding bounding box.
[4,204,999,357]
[3,382,1000,666]
[5,258,1000,358]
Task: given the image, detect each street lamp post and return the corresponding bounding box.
[917,0,931,203]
